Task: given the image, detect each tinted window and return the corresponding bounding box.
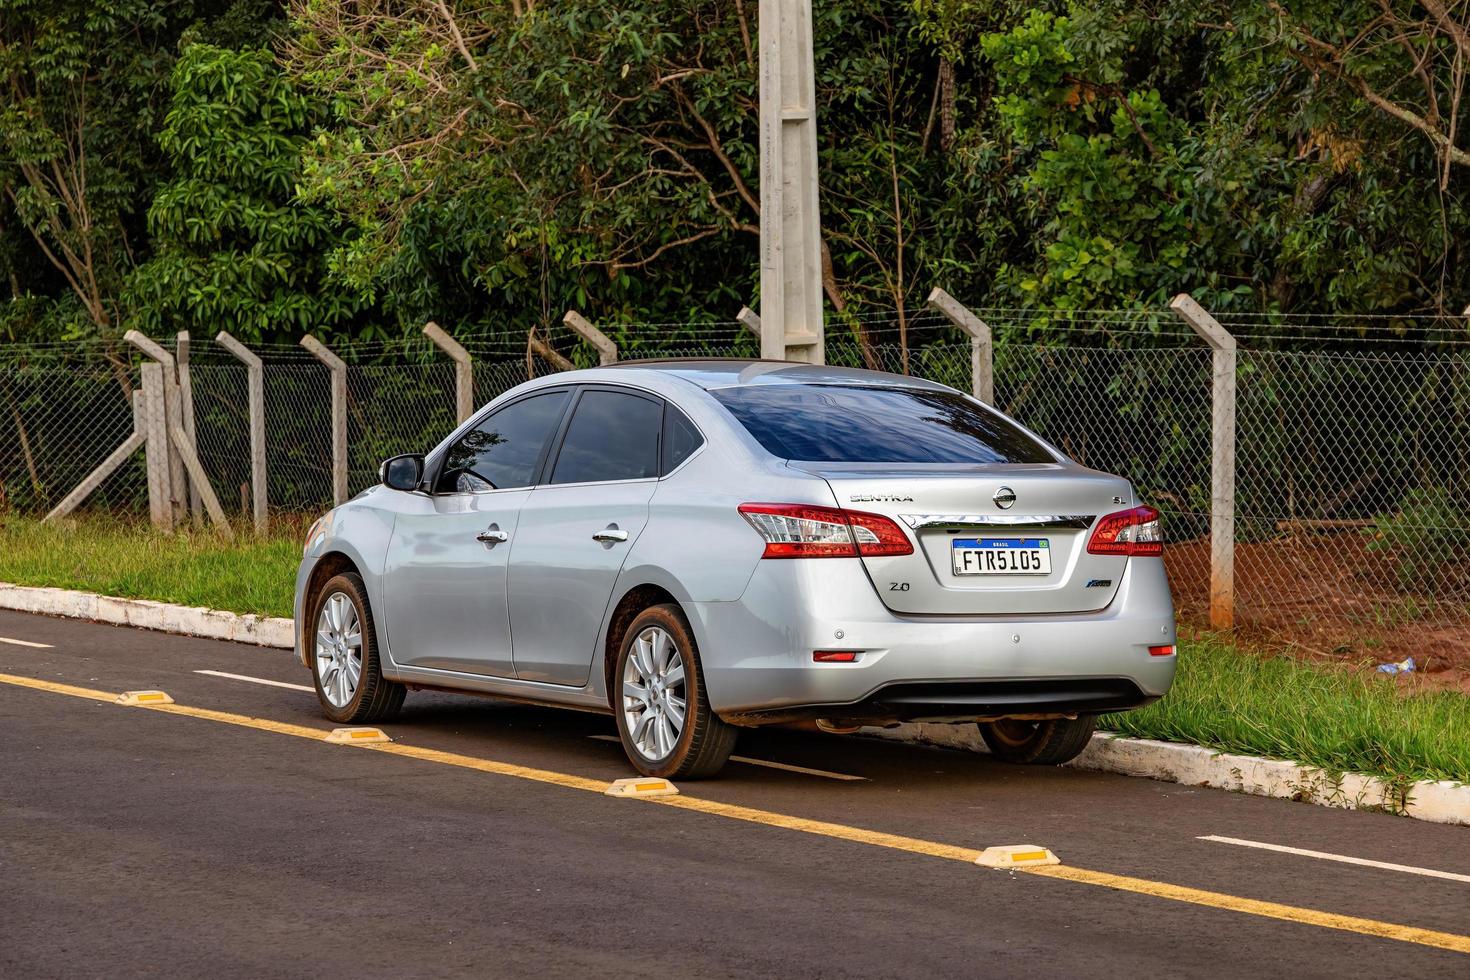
[712,384,1053,464]
[550,390,661,484]
[436,390,569,492]
[661,405,704,474]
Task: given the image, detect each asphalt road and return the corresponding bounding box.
[2,608,1468,979]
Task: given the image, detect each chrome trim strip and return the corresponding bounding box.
[899,514,1096,530]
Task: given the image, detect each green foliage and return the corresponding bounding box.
[1366,486,1470,592]
[125,44,368,343]
[7,0,1470,346]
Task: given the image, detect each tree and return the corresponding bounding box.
[0,0,284,344]
[126,44,369,344]
[285,0,1005,365]
[974,1,1470,318]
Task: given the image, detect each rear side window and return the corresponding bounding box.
[549,389,662,484]
[661,405,704,474]
[437,389,570,492]
[711,384,1053,464]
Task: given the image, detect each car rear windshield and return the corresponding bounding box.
[712,384,1054,464]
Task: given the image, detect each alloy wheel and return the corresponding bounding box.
[315,591,363,708]
[621,626,687,761]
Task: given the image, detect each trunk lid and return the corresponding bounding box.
[802,463,1133,615]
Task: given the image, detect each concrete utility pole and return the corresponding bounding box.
[758,0,824,364]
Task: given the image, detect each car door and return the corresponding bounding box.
[383,388,571,677]
[507,386,663,686]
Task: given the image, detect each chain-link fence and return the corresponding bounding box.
[4,310,1468,664]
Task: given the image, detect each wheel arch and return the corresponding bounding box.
[299,551,363,666]
[601,582,688,710]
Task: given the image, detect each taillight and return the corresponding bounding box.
[1087,506,1163,557]
[738,503,913,558]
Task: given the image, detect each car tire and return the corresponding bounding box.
[613,603,736,779]
[978,715,1096,765]
[309,572,406,725]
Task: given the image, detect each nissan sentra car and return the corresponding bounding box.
[297,360,1176,777]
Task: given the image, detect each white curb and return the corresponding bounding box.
[865,723,1470,828]
[0,582,294,650]
[3,580,1466,827]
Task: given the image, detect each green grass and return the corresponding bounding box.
[0,514,301,619]
[4,515,1467,786]
[1103,633,1470,786]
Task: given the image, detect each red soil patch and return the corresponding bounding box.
[1165,532,1470,687]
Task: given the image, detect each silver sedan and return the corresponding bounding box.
[296,361,1177,778]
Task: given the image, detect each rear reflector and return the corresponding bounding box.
[1087,506,1164,557]
[1148,644,1176,657]
[813,651,859,663]
[739,503,913,558]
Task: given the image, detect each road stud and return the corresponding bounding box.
[975,845,1061,869]
[326,726,390,744]
[604,777,679,798]
[117,690,174,706]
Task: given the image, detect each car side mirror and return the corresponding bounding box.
[379,453,424,492]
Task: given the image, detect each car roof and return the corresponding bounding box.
[600,358,952,392]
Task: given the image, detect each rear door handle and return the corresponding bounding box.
[476,526,509,544]
[592,527,629,543]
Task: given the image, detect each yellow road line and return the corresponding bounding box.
[1028,865,1470,954]
[3,669,1468,956]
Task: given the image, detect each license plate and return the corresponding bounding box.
[951,538,1051,575]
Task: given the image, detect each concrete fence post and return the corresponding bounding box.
[926,288,994,405]
[216,331,268,533]
[737,307,762,338]
[139,362,174,533]
[1170,293,1237,630]
[124,330,185,530]
[562,310,618,365]
[526,328,575,378]
[176,330,203,522]
[423,321,473,424]
[300,335,349,506]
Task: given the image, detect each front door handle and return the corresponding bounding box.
[476,525,509,544]
[592,527,629,543]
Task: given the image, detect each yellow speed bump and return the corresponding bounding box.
[605,777,679,798]
[975,844,1061,869]
[325,726,390,745]
[117,690,174,706]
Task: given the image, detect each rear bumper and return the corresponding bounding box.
[689,556,1176,723]
[722,679,1156,726]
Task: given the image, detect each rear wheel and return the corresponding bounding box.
[613,604,736,779]
[310,572,405,725]
[979,715,1096,765]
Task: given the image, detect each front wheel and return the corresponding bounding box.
[979,715,1096,765]
[613,604,736,779]
[309,572,405,725]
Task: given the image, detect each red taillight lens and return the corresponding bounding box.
[738,503,913,558]
[1148,644,1176,657]
[1087,506,1163,557]
[813,651,859,663]
[845,509,914,557]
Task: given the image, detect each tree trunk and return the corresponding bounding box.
[939,57,956,153]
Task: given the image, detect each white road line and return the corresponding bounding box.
[0,635,53,649]
[1199,835,1470,884]
[589,734,866,781]
[194,669,314,693]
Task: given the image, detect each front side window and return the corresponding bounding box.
[549,389,662,485]
[436,390,570,493]
[711,384,1054,464]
